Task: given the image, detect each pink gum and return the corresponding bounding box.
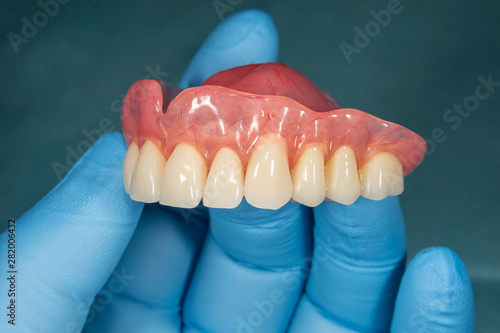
[122,80,426,176]
[203,62,341,112]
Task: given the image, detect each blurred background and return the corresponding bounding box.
[1,0,499,331]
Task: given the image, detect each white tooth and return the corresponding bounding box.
[325,146,361,205]
[244,138,292,210]
[129,140,165,203]
[291,146,326,207]
[123,141,139,194]
[203,148,244,208]
[159,143,207,208]
[359,152,404,200]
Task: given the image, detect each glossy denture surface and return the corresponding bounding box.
[122,63,426,176]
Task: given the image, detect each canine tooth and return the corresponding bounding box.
[130,140,166,203]
[159,143,207,208]
[359,152,404,200]
[325,146,361,205]
[123,142,139,194]
[291,146,326,207]
[244,138,292,209]
[203,148,244,208]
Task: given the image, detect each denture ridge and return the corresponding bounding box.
[122,63,426,176]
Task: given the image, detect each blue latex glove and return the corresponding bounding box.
[0,9,474,333]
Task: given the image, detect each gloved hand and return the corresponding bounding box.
[0,9,474,333]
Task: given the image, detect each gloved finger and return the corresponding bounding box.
[0,132,143,333]
[82,204,208,333]
[391,247,475,332]
[176,9,303,333]
[289,196,407,333]
[179,9,279,88]
[183,200,313,333]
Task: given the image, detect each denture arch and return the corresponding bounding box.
[122,63,426,209]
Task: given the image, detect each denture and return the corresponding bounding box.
[121,63,426,209]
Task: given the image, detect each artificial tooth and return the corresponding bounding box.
[291,146,326,207]
[244,138,292,210]
[359,152,404,200]
[159,143,207,208]
[203,148,244,209]
[129,140,166,203]
[325,146,361,205]
[123,141,139,194]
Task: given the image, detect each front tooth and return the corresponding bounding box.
[291,146,326,207]
[123,141,139,194]
[244,138,292,209]
[159,143,207,208]
[129,140,166,203]
[325,146,361,205]
[203,148,244,208]
[359,152,404,200]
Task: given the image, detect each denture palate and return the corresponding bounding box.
[122,63,426,210]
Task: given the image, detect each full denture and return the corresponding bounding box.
[121,63,426,209]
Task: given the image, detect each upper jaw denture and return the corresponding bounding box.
[121,63,426,210]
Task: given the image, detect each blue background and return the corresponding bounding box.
[1,0,499,331]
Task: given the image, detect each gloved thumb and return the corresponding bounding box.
[0,132,143,333]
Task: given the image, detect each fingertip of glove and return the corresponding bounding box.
[392,247,475,332]
[409,247,471,289]
[229,9,277,37]
[215,8,279,60]
[179,9,278,88]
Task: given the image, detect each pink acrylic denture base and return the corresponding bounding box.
[122,63,426,175]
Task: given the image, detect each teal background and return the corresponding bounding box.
[1,0,499,331]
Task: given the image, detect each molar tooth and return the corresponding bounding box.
[123,142,139,194]
[291,146,326,207]
[130,140,165,203]
[203,148,244,209]
[359,152,404,200]
[325,146,361,205]
[159,143,207,208]
[244,138,293,210]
